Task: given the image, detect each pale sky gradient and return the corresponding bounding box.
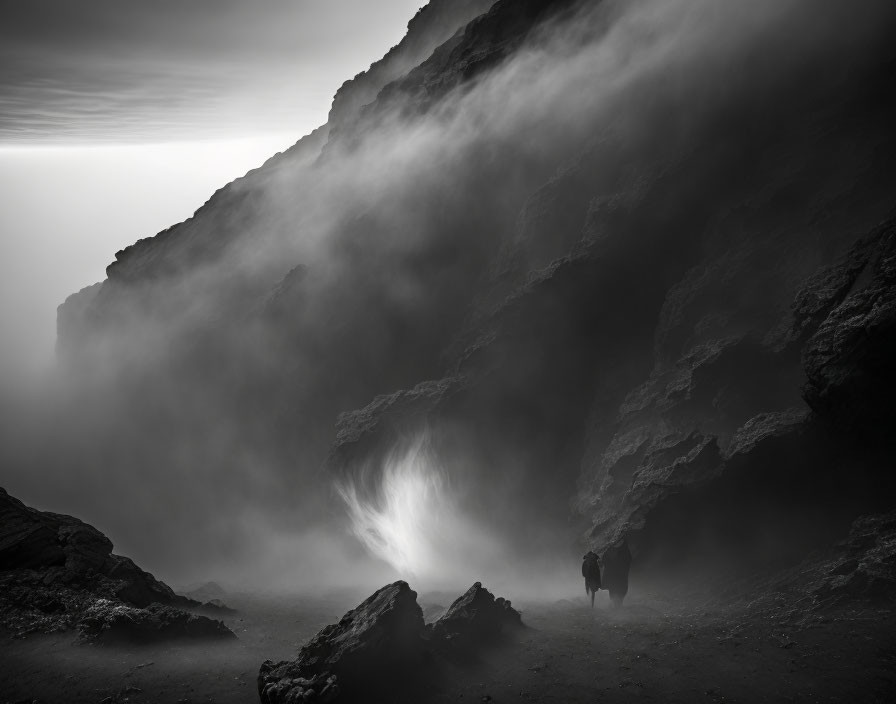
[0,0,427,384]
[0,0,426,143]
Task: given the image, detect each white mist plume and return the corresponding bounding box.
[336,431,501,587]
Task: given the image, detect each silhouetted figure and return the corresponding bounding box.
[602,539,632,607]
[581,550,602,608]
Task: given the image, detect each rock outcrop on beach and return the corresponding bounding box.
[77,599,235,644]
[0,488,234,642]
[258,581,421,703]
[428,581,521,645]
[258,581,520,703]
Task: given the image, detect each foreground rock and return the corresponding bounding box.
[0,487,177,607]
[259,581,423,703]
[78,599,235,644]
[288,581,423,677]
[428,581,521,645]
[0,487,235,642]
[259,581,521,703]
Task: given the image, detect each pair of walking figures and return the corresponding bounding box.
[582,540,631,608]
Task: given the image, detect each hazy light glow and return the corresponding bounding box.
[337,433,500,585]
[338,436,450,578]
[335,434,575,597]
[0,0,428,383]
[0,135,296,385]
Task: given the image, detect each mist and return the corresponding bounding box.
[2,0,895,600]
[0,137,303,387]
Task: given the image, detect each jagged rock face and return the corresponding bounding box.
[367,0,582,121]
[334,12,896,556]
[53,0,896,576]
[326,0,495,136]
[77,599,234,644]
[293,581,425,678]
[259,581,519,703]
[428,581,521,644]
[259,581,424,702]
[802,221,896,435]
[583,213,896,556]
[0,488,233,641]
[258,669,340,704]
[0,488,176,607]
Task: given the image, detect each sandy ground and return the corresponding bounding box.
[2,585,894,704]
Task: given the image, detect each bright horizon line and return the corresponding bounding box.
[0,131,309,154]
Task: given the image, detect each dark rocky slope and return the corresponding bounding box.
[0,488,233,642]
[258,580,521,703]
[53,0,896,585]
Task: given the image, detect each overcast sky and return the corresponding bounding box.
[0,0,427,383]
[0,0,426,143]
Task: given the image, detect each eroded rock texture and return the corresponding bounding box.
[428,581,521,645]
[77,599,235,644]
[802,220,896,434]
[258,581,421,703]
[0,488,233,641]
[259,581,519,703]
[287,581,424,680]
[1,487,178,606]
[814,510,896,605]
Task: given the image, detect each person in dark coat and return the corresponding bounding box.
[581,550,602,608]
[602,539,632,608]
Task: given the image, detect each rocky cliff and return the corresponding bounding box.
[54,0,896,581]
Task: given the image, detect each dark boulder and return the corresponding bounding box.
[105,554,185,608]
[258,581,522,703]
[0,487,185,608]
[0,488,229,642]
[428,582,522,645]
[258,581,424,702]
[77,599,235,644]
[257,667,340,704]
[1,488,108,572]
[295,580,425,678]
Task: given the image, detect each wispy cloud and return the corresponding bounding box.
[0,0,425,144]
